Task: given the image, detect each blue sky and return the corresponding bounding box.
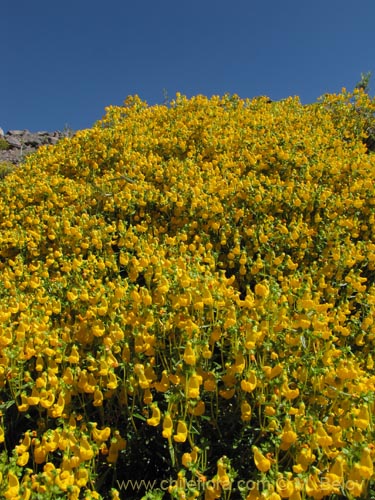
[2,0,375,132]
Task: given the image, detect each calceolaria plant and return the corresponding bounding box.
[0,161,15,180]
[0,88,375,499]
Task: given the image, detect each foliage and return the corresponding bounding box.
[62,123,76,139]
[0,138,10,151]
[0,161,15,179]
[355,72,372,94]
[0,90,375,499]
[320,80,375,153]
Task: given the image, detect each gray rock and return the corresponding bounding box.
[48,136,61,144]
[0,127,4,137]
[23,134,43,147]
[7,130,28,136]
[0,128,75,165]
[6,136,22,148]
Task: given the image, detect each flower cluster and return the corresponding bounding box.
[0,90,374,499]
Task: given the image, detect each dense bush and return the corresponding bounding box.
[0,138,10,151]
[0,88,375,500]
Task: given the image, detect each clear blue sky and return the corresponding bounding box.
[2,0,374,132]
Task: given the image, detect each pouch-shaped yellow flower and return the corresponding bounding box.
[162,412,173,439]
[91,423,111,444]
[187,372,202,399]
[241,370,257,392]
[315,422,333,447]
[79,436,95,461]
[173,420,188,443]
[154,370,170,392]
[147,404,161,426]
[358,447,373,479]
[280,418,297,449]
[241,400,252,422]
[353,405,370,430]
[252,445,271,472]
[183,342,196,365]
[3,471,20,498]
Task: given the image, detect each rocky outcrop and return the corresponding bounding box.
[0,129,71,165]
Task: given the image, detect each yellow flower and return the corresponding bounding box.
[55,470,75,491]
[315,422,333,447]
[67,290,78,302]
[68,345,80,364]
[204,372,217,392]
[265,492,281,500]
[79,436,95,461]
[154,370,170,392]
[39,389,55,409]
[324,455,345,492]
[265,406,276,416]
[241,371,257,392]
[33,438,48,464]
[305,474,321,500]
[347,464,364,497]
[187,373,202,398]
[147,404,161,426]
[35,354,44,371]
[44,429,60,453]
[233,353,246,374]
[43,462,57,482]
[252,446,272,473]
[183,342,196,365]
[62,453,80,471]
[281,380,300,400]
[276,474,295,498]
[111,489,121,500]
[17,450,30,466]
[182,446,200,468]
[107,432,127,464]
[143,388,153,404]
[0,329,13,348]
[205,482,221,500]
[62,367,74,385]
[353,405,370,430]
[91,424,111,444]
[241,400,252,422]
[263,364,283,379]
[280,418,297,450]
[92,321,105,337]
[162,412,173,439]
[202,343,213,359]
[173,420,188,443]
[49,391,65,418]
[3,471,19,499]
[217,458,231,489]
[246,485,262,500]
[219,387,236,400]
[293,446,315,474]
[75,467,89,487]
[189,400,205,416]
[107,371,118,390]
[254,282,269,298]
[16,431,31,454]
[358,447,373,479]
[182,452,193,468]
[93,388,104,407]
[134,363,150,389]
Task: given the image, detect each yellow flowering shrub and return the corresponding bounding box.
[0,89,374,499]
